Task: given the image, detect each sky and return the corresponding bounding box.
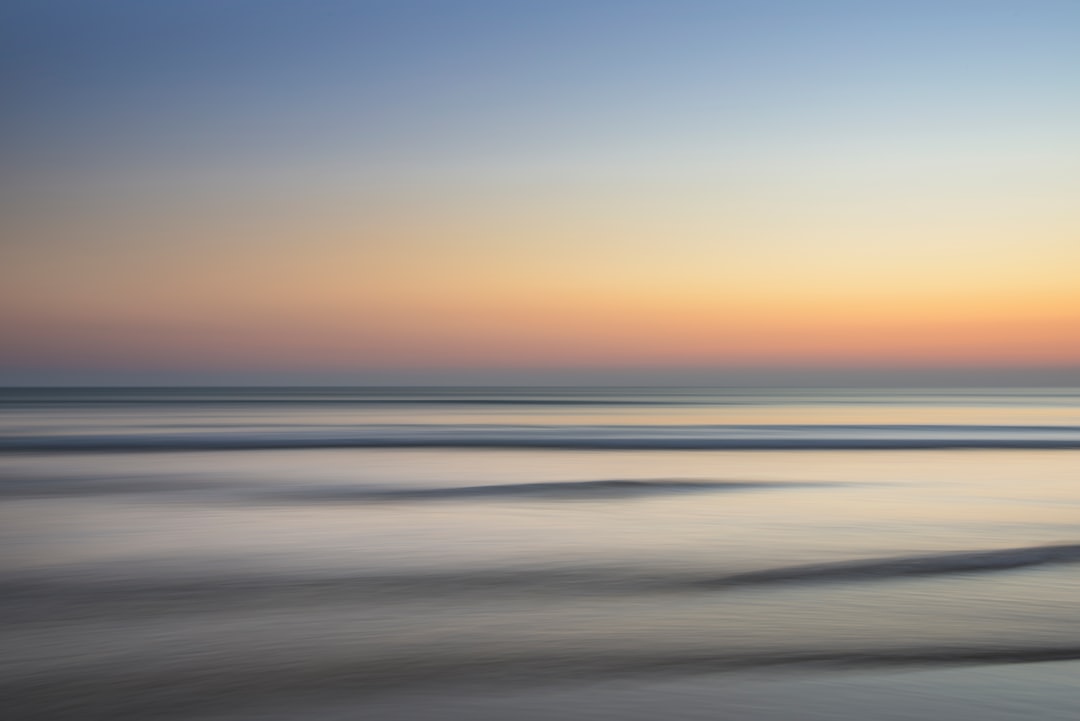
[2,0,1078,385]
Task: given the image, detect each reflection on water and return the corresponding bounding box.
[2,387,1080,720]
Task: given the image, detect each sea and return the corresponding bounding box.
[2,386,1080,720]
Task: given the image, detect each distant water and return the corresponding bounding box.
[3,387,1080,721]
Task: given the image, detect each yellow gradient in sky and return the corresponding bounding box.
[5,169,1078,372]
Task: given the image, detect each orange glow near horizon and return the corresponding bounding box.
[5,217,1078,372]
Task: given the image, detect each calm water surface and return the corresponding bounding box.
[2,387,1079,720]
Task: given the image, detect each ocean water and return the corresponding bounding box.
[2,386,1080,720]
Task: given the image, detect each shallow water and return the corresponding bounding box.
[2,387,1079,720]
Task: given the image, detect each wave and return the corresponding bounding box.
[6,543,1078,624]
[0,474,825,501]
[703,543,1080,588]
[6,641,1080,721]
[0,396,684,408]
[4,423,1080,453]
[267,478,826,503]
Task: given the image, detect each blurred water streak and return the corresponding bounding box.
[2,387,1080,720]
